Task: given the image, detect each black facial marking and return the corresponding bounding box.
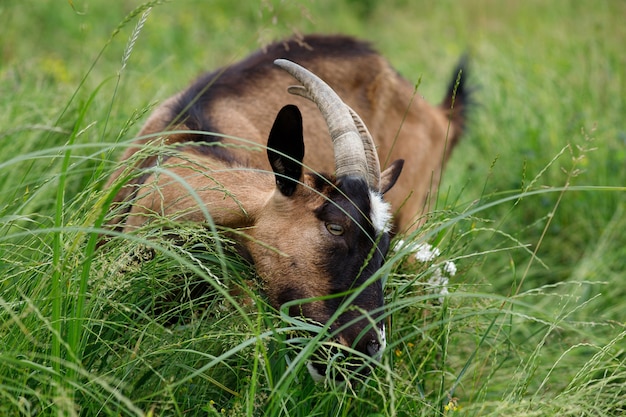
[314,177,390,344]
[276,286,307,318]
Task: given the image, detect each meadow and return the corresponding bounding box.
[0,0,624,415]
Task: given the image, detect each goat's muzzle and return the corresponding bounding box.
[306,318,386,382]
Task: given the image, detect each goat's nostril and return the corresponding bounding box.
[367,340,381,357]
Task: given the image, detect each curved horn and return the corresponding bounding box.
[274,59,380,189]
[346,106,381,191]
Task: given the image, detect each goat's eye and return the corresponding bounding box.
[325,223,344,236]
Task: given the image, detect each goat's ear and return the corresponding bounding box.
[267,105,305,197]
[380,159,404,194]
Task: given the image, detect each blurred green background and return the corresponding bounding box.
[1,0,624,415]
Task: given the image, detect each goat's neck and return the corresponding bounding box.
[178,160,275,229]
[128,156,275,230]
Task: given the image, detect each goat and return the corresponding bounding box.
[104,35,468,379]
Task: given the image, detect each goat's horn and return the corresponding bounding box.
[287,86,381,191]
[274,59,380,189]
[346,106,381,191]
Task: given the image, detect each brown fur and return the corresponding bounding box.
[104,34,468,375]
[107,34,467,234]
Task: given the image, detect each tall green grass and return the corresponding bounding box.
[1,0,625,415]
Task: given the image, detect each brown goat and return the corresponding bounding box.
[104,35,468,379]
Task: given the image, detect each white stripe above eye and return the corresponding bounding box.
[369,191,392,234]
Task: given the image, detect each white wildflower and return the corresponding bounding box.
[414,243,441,263]
[427,267,449,304]
[437,282,450,303]
[443,260,457,277]
[393,239,406,252]
[394,240,457,303]
[427,267,448,287]
[393,240,442,263]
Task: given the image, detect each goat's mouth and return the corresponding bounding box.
[305,325,386,382]
[306,342,379,382]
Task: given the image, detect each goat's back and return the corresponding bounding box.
[112,34,467,233]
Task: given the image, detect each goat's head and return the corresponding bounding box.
[247,59,404,379]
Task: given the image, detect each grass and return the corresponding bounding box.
[1,0,625,415]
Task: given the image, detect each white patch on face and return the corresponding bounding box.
[369,191,392,234]
[306,362,325,383]
[373,324,387,360]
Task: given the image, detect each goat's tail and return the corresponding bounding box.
[440,54,471,150]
